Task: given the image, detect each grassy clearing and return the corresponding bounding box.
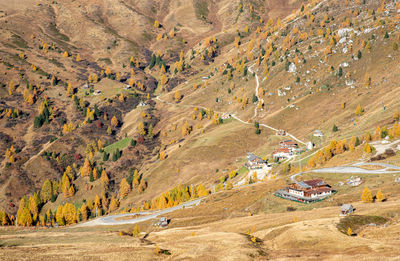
[104,137,133,154]
[194,0,209,19]
[237,166,248,175]
[337,215,387,234]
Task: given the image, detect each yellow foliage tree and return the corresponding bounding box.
[109,196,119,212]
[138,122,146,136]
[364,143,373,153]
[174,91,181,102]
[62,203,77,225]
[181,121,191,137]
[119,178,131,199]
[355,104,364,116]
[347,227,352,236]
[160,151,166,160]
[376,189,385,202]
[100,170,109,186]
[197,184,209,197]
[111,116,118,127]
[361,186,373,203]
[56,205,65,226]
[119,93,124,102]
[132,224,141,237]
[81,158,92,177]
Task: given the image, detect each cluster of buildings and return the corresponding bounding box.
[246,153,270,170]
[275,178,334,203]
[271,140,298,160]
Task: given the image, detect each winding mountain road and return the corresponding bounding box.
[78,199,202,227]
[290,162,400,182]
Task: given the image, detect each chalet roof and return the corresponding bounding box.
[247,152,265,163]
[273,148,291,154]
[306,187,332,195]
[303,179,326,187]
[296,181,311,189]
[280,140,298,145]
[314,187,332,193]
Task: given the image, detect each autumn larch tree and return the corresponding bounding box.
[138,179,147,193]
[56,205,65,226]
[147,124,154,138]
[376,189,385,202]
[160,151,166,160]
[132,224,140,237]
[364,143,373,153]
[16,197,26,223]
[81,158,92,177]
[138,122,146,136]
[174,91,181,102]
[64,165,74,180]
[347,227,352,236]
[94,195,102,214]
[119,178,131,199]
[181,121,191,137]
[63,203,77,225]
[361,186,373,203]
[197,184,209,197]
[109,196,119,212]
[28,196,39,217]
[355,104,364,116]
[100,169,109,187]
[111,116,118,128]
[19,207,33,226]
[118,92,124,102]
[41,179,53,202]
[79,203,89,221]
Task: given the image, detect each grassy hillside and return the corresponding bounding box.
[1,1,400,255]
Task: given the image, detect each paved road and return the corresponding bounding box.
[291,162,400,182]
[370,139,400,156]
[78,199,202,227]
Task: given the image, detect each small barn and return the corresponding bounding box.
[313,129,324,137]
[340,204,354,216]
